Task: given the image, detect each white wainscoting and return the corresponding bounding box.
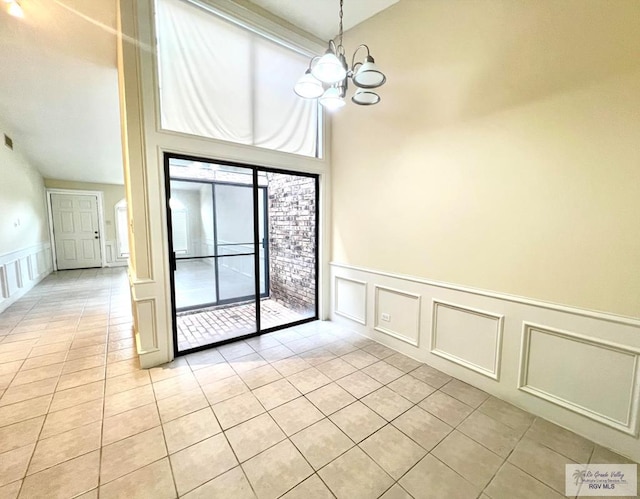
[374,285,421,347]
[0,243,52,314]
[334,276,367,325]
[129,271,172,369]
[105,240,128,267]
[330,262,640,462]
[134,297,158,354]
[431,300,504,381]
[519,323,640,436]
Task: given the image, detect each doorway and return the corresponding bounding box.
[165,155,318,355]
[49,192,103,270]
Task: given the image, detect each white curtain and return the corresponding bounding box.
[156,0,318,157]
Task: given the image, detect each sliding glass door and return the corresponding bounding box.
[166,155,318,354]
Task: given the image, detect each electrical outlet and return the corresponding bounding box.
[381,313,391,322]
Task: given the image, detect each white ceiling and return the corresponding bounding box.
[248,0,399,41]
[0,0,123,184]
[0,0,397,186]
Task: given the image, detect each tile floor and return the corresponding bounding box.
[0,269,637,498]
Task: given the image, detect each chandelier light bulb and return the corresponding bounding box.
[294,70,324,99]
[319,87,346,111]
[311,49,347,84]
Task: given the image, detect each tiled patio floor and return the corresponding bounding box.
[176,300,309,351]
[0,268,637,498]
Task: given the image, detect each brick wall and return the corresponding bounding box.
[266,173,316,313]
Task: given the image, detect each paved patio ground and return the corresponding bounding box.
[177,299,309,351]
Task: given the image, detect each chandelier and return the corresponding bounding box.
[294,0,386,111]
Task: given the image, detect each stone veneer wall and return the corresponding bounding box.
[266,173,316,313]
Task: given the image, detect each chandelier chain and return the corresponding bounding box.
[338,0,344,48]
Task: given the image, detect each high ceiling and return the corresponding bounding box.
[0,0,122,184]
[248,0,399,41]
[0,0,398,186]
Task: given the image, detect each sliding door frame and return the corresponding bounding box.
[164,152,320,357]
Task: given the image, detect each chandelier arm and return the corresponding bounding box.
[351,44,371,71]
[307,55,321,71]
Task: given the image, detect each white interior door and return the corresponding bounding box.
[51,193,102,270]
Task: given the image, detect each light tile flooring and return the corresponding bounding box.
[0,269,637,498]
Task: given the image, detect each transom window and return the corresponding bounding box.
[155,0,320,158]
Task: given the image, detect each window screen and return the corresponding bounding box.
[156,0,319,158]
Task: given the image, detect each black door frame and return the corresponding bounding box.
[164,152,320,357]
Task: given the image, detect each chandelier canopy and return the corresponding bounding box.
[294,0,386,110]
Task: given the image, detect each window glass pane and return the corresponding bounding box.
[155,0,319,158]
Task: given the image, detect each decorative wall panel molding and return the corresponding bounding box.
[105,241,127,267]
[18,257,28,288]
[36,250,46,275]
[134,297,159,354]
[519,322,640,436]
[0,243,52,313]
[3,260,20,298]
[105,242,114,263]
[374,285,421,347]
[0,265,9,299]
[334,276,367,325]
[26,254,35,281]
[431,300,504,380]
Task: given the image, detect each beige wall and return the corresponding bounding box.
[0,121,49,256]
[332,0,640,318]
[43,179,125,243]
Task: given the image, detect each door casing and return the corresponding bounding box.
[46,189,108,271]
